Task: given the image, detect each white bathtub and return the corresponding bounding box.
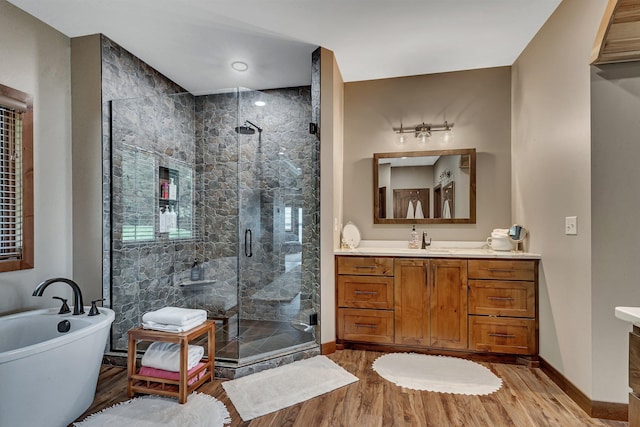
[0,307,114,427]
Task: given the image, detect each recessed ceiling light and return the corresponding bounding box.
[255,101,266,107]
[231,61,248,72]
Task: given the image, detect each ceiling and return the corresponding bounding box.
[8,0,562,95]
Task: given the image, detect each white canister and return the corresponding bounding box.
[486,235,513,251]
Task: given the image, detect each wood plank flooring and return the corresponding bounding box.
[73,350,628,427]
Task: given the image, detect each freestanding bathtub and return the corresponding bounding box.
[0,306,115,427]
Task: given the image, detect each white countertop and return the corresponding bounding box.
[615,306,640,327]
[334,240,541,259]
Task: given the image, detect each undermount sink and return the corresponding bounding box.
[615,306,640,326]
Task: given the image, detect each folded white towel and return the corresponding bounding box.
[142,317,205,333]
[142,307,207,327]
[141,341,204,372]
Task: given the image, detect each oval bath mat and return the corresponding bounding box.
[372,353,502,395]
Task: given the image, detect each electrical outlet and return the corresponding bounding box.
[565,216,577,235]
[309,313,318,325]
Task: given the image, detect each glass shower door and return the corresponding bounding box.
[236,88,317,360]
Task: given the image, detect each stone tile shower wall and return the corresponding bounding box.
[197,87,319,326]
[101,36,218,350]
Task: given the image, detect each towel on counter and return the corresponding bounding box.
[142,318,205,333]
[142,307,207,326]
[138,362,207,385]
[141,341,204,372]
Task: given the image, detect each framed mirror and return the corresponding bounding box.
[373,148,476,224]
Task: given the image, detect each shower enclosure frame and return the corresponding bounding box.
[105,86,320,369]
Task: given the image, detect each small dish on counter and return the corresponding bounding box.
[341,222,361,248]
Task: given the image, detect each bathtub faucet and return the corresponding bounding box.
[33,278,85,315]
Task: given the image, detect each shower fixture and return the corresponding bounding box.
[234,120,263,135]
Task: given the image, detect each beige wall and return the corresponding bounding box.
[591,61,640,402]
[512,0,607,400]
[0,0,73,314]
[343,67,512,242]
[71,35,103,304]
[320,48,344,344]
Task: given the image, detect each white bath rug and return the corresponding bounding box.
[74,392,231,427]
[222,355,358,421]
[372,353,502,395]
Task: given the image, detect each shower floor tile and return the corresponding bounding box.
[213,318,315,361]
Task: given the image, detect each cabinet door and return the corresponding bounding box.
[394,258,430,346]
[430,259,468,349]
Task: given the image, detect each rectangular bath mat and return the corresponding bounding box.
[222,355,358,421]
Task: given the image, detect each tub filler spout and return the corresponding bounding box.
[33,277,85,315]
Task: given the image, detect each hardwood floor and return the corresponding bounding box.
[73,350,628,427]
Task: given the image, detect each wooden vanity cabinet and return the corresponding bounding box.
[336,255,538,359]
[630,326,640,427]
[336,257,395,344]
[467,259,537,355]
[393,259,429,346]
[394,258,468,349]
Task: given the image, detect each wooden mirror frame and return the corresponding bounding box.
[373,148,476,224]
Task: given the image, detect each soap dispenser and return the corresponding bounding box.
[190,259,204,281]
[408,225,420,249]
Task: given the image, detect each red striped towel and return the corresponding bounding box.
[138,362,207,385]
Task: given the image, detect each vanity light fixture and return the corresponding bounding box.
[393,121,454,143]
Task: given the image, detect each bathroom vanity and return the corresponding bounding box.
[614,306,640,426]
[335,244,540,363]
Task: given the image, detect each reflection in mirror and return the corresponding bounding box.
[373,148,476,224]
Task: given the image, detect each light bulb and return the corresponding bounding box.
[440,131,454,145]
[420,133,428,144]
[397,133,406,145]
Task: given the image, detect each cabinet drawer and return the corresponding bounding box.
[337,256,393,276]
[468,260,536,281]
[338,276,393,309]
[468,281,535,317]
[469,316,536,355]
[337,308,394,344]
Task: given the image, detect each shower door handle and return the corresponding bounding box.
[245,228,253,257]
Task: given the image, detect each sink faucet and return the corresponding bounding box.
[32,277,85,315]
[421,231,431,249]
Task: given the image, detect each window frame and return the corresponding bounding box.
[0,84,34,272]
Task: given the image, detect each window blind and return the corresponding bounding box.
[0,104,22,260]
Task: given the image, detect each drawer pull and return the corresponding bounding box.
[354,290,378,295]
[488,333,516,339]
[354,265,377,269]
[355,323,377,329]
[488,269,515,273]
[487,297,515,301]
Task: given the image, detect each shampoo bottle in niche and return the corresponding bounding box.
[191,259,204,281]
[168,178,177,200]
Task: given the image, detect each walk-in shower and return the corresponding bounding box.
[107,86,320,377]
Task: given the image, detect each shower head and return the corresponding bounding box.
[235,120,262,135]
[234,125,255,135]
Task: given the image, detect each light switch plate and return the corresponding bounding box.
[565,216,577,235]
